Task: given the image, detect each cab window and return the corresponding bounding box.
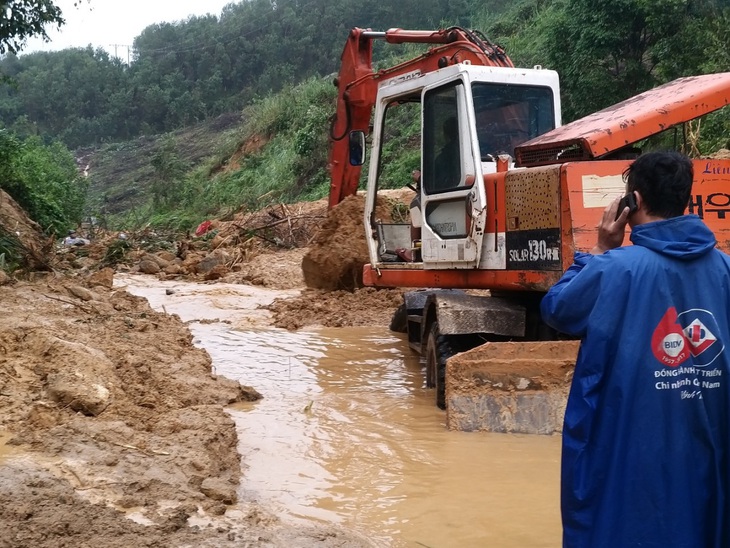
[423,82,471,194]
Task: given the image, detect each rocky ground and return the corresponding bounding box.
[0,189,411,547]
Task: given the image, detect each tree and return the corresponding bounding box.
[0,0,65,54]
[15,136,88,233]
[540,0,727,121]
[150,136,189,208]
[0,0,485,148]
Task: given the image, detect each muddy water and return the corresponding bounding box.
[117,275,562,547]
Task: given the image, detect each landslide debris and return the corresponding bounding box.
[266,287,405,329]
[0,274,264,545]
[301,192,411,291]
[2,182,412,300]
[0,189,54,273]
[0,190,379,547]
[49,200,329,286]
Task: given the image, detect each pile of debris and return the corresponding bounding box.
[301,192,411,290]
[1,184,412,295]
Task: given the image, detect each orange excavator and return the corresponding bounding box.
[327,27,730,409]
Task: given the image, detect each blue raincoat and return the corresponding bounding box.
[541,215,730,547]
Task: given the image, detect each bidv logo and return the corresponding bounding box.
[651,307,725,367]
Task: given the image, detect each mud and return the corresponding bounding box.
[266,286,405,329]
[0,275,374,546]
[0,189,53,272]
[0,189,402,546]
[0,190,44,251]
[301,192,411,290]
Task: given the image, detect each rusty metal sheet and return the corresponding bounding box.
[516,72,730,166]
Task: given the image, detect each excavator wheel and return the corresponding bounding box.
[425,322,457,410]
[389,303,408,333]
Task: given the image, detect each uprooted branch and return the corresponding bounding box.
[227,203,327,249]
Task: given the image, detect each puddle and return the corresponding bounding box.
[118,275,562,547]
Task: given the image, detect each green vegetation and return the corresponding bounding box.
[0,0,64,55]
[90,76,425,232]
[0,130,86,234]
[133,77,337,231]
[0,0,488,149]
[539,0,730,121]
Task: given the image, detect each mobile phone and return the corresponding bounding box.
[615,192,638,220]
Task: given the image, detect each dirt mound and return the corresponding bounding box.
[266,287,404,329]
[0,190,43,246]
[0,189,53,271]
[228,247,307,289]
[301,193,410,291]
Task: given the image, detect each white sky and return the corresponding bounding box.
[23,0,236,58]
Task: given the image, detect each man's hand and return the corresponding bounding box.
[591,196,630,254]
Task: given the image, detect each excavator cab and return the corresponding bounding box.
[364,64,561,274]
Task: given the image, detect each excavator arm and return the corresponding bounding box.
[327,27,514,209]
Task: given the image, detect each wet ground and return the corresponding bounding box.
[119,275,562,547]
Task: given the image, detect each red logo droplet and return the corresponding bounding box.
[651,307,690,367]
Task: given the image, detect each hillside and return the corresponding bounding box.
[83,112,244,217]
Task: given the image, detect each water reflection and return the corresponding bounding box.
[118,276,561,547]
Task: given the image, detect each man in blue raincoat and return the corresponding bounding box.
[541,151,730,547]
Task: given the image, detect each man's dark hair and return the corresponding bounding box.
[624,151,693,218]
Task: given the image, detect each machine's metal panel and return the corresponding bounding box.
[515,72,730,166]
[504,165,561,270]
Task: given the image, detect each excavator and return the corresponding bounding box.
[326,27,730,409]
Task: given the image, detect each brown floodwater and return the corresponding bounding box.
[117,275,562,547]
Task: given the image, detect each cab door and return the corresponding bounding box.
[420,79,486,269]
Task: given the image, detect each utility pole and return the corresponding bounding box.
[108,44,132,65]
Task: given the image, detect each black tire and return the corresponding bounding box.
[425,322,457,410]
[389,303,408,333]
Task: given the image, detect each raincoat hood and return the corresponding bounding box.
[630,214,716,260]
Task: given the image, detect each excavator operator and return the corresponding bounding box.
[428,117,461,192]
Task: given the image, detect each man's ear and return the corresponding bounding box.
[633,190,643,212]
